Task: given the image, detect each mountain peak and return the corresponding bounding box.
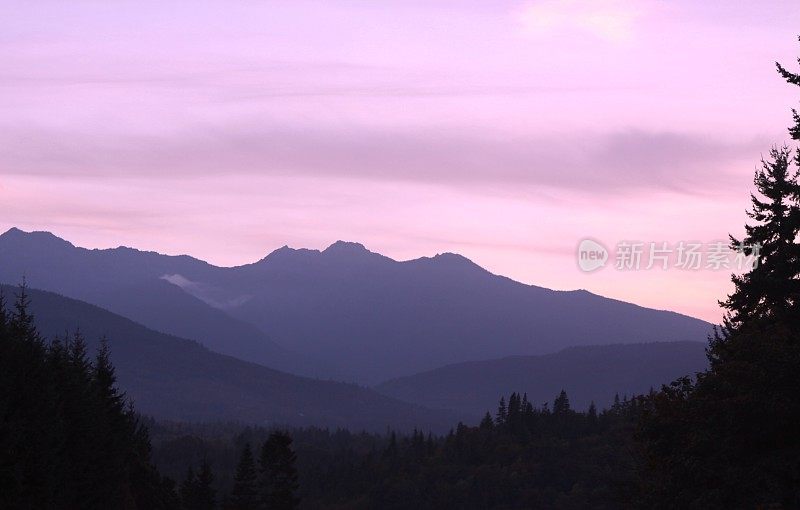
[1,227,22,236]
[0,227,27,240]
[422,251,482,271]
[0,227,74,249]
[433,252,472,263]
[323,240,369,255]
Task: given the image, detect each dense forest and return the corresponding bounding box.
[147,392,643,509]
[1,43,800,510]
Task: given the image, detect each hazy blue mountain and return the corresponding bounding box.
[1,284,456,432]
[0,228,712,384]
[376,342,709,420]
[0,227,320,375]
[220,243,712,383]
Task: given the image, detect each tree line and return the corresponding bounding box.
[149,390,642,509]
[0,288,301,510]
[177,432,299,510]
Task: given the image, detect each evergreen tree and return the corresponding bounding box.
[0,289,7,335]
[777,48,800,140]
[587,402,598,429]
[637,45,800,509]
[230,443,258,510]
[196,459,217,510]
[495,397,507,425]
[479,412,494,431]
[90,336,134,508]
[258,432,300,510]
[10,280,36,338]
[180,461,216,510]
[553,390,571,415]
[719,145,800,337]
[383,431,398,460]
[507,392,520,421]
[0,283,51,508]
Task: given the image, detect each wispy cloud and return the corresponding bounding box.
[0,123,763,195]
[161,273,251,309]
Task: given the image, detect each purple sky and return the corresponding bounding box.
[2,0,799,321]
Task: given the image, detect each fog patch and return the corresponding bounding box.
[160,274,250,310]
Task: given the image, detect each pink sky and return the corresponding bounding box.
[2,0,799,322]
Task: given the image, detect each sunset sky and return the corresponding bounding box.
[2,0,800,322]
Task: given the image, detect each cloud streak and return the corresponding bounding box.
[0,124,762,195]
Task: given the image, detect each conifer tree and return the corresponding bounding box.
[587,402,598,428]
[718,145,800,337]
[258,432,300,510]
[230,443,258,510]
[479,412,494,431]
[495,397,507,425]
[507,392,520,422]
[553,390,570,415]
[180,467,198,509]
[0,290,7,335]
[195,459,217,510]
[637,44,800,509]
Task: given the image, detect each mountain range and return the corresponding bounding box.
[0,227,712,384]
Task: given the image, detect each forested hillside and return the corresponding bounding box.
[0,284,456,432]
[377,341,707,417]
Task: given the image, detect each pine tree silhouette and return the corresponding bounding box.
[553,390,571,415]
[637,43,800,509]
[230,443,258,510]
[196,459,217,510]
[258,432,300,510]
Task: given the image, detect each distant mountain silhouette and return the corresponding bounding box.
[376,342,709,420]
[0,227,325,375]
[1,284,456,432]
[220,242,712,383]
[0,228,712,383]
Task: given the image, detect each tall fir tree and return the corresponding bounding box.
[258,432,300,510]
[637,43,800,509]
[195,459,217,510]
[230,443,258,510]
[495,396,507,425]
[553,390,570,415]
[718,145,800,338]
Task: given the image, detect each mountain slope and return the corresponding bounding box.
[0,228,311,373]
[0,228,712,384]
[221,243,712,383]
[376,342,709,419]
[0,284,456,432]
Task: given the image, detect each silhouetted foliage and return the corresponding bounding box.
[0,283,177,509]
[635,45,800,509]
[229,443,258,510]
[149,390,642,509]
[259,431,300,510]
